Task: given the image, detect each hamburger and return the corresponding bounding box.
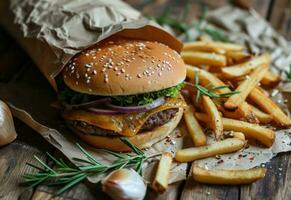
[58,37,186,151]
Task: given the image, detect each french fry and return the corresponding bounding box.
[221,54,271,79]
[181,51,227,67]
[261,71,281,87]
[232,132,246,140]
[202,96,223,140]
[186,65,254,119]
[183,41,244,53]
[175,138,245,162]
[249,87,291,127]
[192,166,267,185]
[152,152,173,193]
[217,104,259,124]
[183,105,207,146]
[250,105,273,124]
[224,65,268,110]
[197,35,212,42]
[226,51,252,65]
[183,41,225,54]
[195,113,275,147]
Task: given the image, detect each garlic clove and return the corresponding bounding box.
[0,100,17,146]
[102,168,147,200]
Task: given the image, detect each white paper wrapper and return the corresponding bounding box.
[0,0,182,89]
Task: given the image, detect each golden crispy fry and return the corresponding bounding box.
[249,87,291,127]
[224,65,268,110]
[183,41,225,54]
[221,54,271,79]
[152,152,173,193]
[183,41,244,54]
[250,105,273,124]
[202,96,223,140]
[197,35,212,42]
[195,113,275,147]
[261,71,281,87]
[232,132,246,140]
[192,166,267,185]
[182,51,227,67]
[226,51,252,65]
[175,138,245,162]
[217,103,259,124]
[186,65,254,119]
[183,105,207,146]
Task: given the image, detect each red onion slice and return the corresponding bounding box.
[87,107,119,115]
[63,97,111,110]
[106,97,165,113]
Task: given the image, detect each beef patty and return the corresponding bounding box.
[67,108,178,136]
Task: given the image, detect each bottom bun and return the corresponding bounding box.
[73,108,184,151]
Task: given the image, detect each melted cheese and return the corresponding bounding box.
[63,96,186,136]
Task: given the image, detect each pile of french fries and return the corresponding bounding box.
[152,37,291,193]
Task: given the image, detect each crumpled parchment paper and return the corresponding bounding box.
[0,0,291,184]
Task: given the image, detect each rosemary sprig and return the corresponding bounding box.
[285,64,291,79]
[22,138,147,195]
[149,3,229,42]
[194,72,240,102]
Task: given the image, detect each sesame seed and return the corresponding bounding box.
[85,53,89,56]
[104,78,109,83]
[121,68,125,73]
[92,70,97,75]
[137,74,142,78]
[85,73,88,77]
[76,81,78,85]
[116,72,121,76]
[114,67,118,71]
[125,74,130,77]
[86,79,90,84]
[158,72,162,76]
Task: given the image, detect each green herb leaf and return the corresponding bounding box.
[193,72,239,102]
[112,82,185,106]
[22,139,150,195]
[285,64,291,79]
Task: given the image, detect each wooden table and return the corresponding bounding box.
[0,0,291,199]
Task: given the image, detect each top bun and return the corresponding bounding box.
[63,37,186,96]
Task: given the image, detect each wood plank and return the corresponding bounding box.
[269,0,291,39]
[232,0,272,18]
[240,152,291,200]
[0,141,43,200]
[180,163,239,200]
[0,118,52,200]
[125,0,229,21]
[145,182,183,200]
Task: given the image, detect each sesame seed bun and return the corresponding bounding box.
[71,107,183,151]
[63,37,186,96]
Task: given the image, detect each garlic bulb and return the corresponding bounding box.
[102,169,147,200]
[0,100,17,146]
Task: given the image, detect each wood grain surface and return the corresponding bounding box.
[0,0,291,200]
